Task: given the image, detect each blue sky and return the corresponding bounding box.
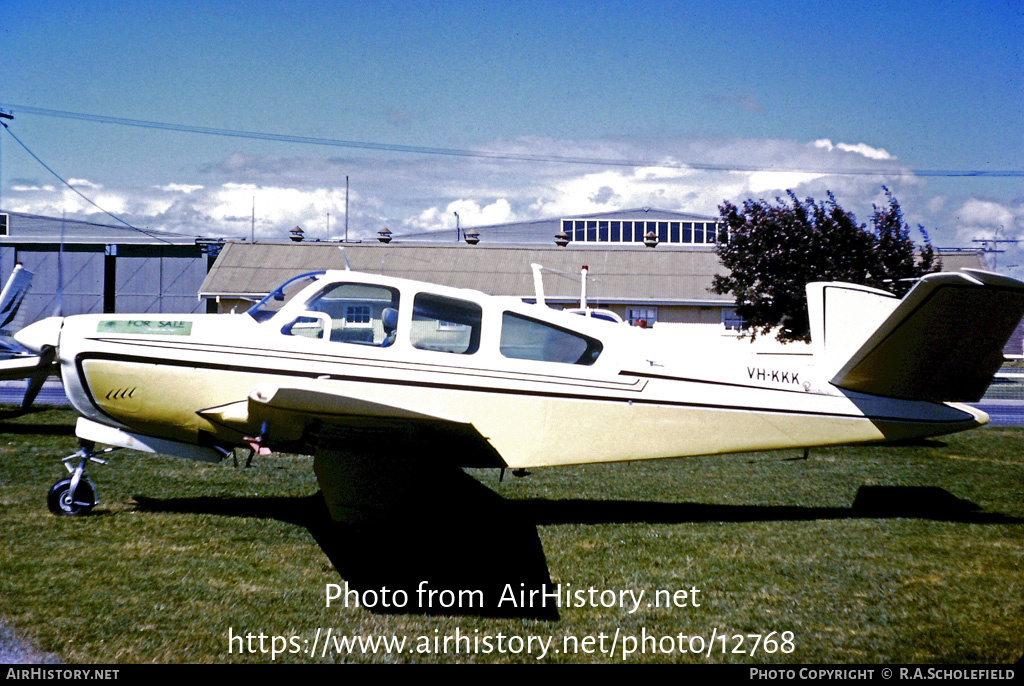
[1,0,1021,261]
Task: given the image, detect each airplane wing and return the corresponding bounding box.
[831,269,1024,402]
[200,382,506,467]
[0,353,47,379]
[0,346,56,411]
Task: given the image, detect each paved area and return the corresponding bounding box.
[0,620,61,664]
[972,400,1024,426]
[0,379,69,407]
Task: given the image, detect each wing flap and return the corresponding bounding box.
[249,384,467,423]
[831,270,1024,402]
[238,383,505,466]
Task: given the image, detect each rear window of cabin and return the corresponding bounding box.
[499,312,602,365]
[411,293,482,354]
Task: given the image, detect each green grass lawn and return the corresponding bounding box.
[0,409,1021,663]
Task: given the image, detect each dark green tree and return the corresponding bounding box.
[712,189,939,342]
[869,187,938,297]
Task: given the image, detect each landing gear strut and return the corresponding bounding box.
[47,442,120,516]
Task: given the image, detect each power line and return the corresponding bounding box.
[2,103,1022,178]
[0,120,172,243]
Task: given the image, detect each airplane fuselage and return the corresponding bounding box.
[33,270,984,469]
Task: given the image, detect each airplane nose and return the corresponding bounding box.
[14,316,63,354]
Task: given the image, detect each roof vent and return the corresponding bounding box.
[554,230,569,247]
[289,226,304,242]
[464,229,480,245]
[377,227,393,244]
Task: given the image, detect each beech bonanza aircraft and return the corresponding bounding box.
[9,263,1024,517]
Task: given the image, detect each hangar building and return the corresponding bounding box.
[0,207,996,347]
[0,211,218,323]
[199,208,990,342]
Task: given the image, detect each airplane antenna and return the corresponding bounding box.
[580,265,589,310]
[530,263,547,307]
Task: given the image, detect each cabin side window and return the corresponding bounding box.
[410,293,482,354]
[499,312,603,365]
[281,283,401,346]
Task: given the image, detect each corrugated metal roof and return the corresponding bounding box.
[200,241,734,303]
[0,211,204,245]
[200,240,989,306]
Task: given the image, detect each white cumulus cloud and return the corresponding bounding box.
[155,183,204,194]
[813,139,893,160]
[410,198,516,231]
[3,135,998,256]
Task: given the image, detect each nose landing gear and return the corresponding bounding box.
[47,442,120,516]
[47,476,97,516]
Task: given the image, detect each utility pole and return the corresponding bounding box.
[0,110,12,212]
[973,228,1018,272]
[345,175,349,243]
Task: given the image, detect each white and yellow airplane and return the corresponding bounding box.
[11,264,1024,517]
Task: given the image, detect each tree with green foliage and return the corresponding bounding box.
[870,188,938,297]
[712,188,939,342]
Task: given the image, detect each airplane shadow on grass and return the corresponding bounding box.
[131,463,1022,619]
[522,485,1024,526]
[132,455,561,620]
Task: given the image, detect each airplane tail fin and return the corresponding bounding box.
[816,270,1024,402]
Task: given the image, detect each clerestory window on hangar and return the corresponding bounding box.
[560,214,724,245]
[394,207,725,248]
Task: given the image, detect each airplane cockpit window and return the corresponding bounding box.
[500,312,603,365]
[282,282,401,346]
[410,293,482,354]
[281,315,327,339]
[248,271,326,323]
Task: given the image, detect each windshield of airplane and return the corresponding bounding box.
[247,271,326,322]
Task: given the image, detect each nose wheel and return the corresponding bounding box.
[47,476,97,516]
[47,442,120,516]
